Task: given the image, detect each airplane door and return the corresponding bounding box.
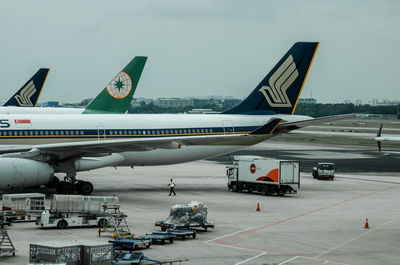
[97,124,106,140]
[222,120,234,134]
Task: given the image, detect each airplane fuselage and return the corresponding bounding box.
[0,113,311,166]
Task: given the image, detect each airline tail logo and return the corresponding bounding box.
[106,71,133,99]
[258,55,299,107]
[14,80,36,106]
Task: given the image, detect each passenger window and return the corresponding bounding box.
[183,130,187,134]
[80,131,84,135]
[60,131,64,135]
[129,130,132,135]
[156,130,160,135]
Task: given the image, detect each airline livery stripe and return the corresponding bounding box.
[291,42,319,114]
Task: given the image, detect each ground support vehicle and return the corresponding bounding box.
[0,228,16,257]
[166,229,196,240]
[140,232,176,245]
[1,193,45,222]
[227,156,300,196]
[312,162,335,180]
[98,204,132,239]
[109,239,151,250]
[36,195,118,229]
[113,251,161,265]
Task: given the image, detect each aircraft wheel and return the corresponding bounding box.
[76,181,94,195]
[56,181,74,194]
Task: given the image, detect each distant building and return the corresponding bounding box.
[154,98,194,108]
[37,101,59,107]
[298,98,317,104]
[355,99,362,106]
[344,99,352,104]
[187,109,219,114]
[369,99,400,106]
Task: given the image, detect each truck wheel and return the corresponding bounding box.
[231,184,238,192]
[161,239,165,245]
[57,220,68,229]
[193,232,196,239]
[169,238,174,243]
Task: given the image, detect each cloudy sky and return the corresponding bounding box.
[0,0,399,104]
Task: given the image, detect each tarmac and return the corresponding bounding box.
[1,141,400,265]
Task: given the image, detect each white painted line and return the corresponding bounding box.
[206,242,262,253]
[203,227,253,244]
[234,252,266,265]
[278,256,298,265]
[315,220,393,258]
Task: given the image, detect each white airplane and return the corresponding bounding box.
[0,42,353,195]
[375,123,400,153]
[0,56,147,114]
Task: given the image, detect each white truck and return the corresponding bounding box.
[1,193,46,222]
[36,195,118,229]
[227,156,300,196]
[312,162,335,180]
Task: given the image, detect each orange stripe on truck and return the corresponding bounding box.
[256,168,279,183]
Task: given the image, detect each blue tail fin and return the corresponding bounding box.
[3,68,49,107]
[223,42,319,115]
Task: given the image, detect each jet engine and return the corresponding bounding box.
[0,158,54,190]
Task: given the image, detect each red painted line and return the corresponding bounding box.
[216,184,399,244]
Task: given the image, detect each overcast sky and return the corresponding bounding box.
[0,0,399,104]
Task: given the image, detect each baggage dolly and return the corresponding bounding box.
[155,221,214,231]
[113,251,161,265]
[109,238,152,251]
[166,229,196,240]
[140,232,176,245]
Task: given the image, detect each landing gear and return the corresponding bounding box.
[55,173,93,195]
[75,181,93,195]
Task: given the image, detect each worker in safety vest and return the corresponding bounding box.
[168,179,176,196]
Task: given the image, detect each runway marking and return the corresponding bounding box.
[206,242,262,253]
[336,176,400,184]
[234,252,266,265]
[203,227,253,244]
[216,184,399,243]
[315,220,394,258]
[278,256,298,265]
[213,242,351,265]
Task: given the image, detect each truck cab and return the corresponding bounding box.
[312,163,335,180]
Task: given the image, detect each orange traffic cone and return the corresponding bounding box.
[256,202,260,212]
[364,218,369,229]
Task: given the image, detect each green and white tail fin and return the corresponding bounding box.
[83,56,147,114]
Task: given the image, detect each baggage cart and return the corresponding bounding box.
[166,229,196,240]
[140,232,175,245]
[113,251,161,265]
[108,238,151,251]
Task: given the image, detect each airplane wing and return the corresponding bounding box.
[274,114,356,133]
[0,133,260,161]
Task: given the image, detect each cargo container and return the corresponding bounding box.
[29,241,82,265]
[227,156,300,196]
